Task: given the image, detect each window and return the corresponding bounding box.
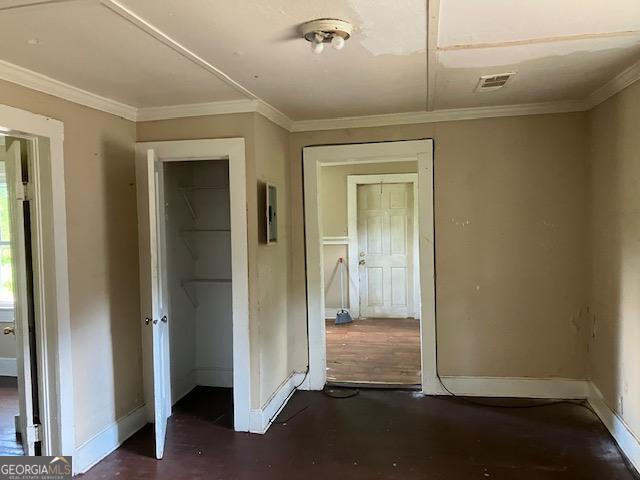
[0,162,13,308]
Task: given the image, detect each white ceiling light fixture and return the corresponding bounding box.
[301,18,353,54]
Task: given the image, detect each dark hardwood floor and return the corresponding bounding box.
[80,387,637,480]
[0,376,23,456]
[326,317,421,385]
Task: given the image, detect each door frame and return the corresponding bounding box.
[303,140,440,393]
[134,138,251,432]
[347,173,420,320]
[0,104,75,455]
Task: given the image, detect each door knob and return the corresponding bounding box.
[359,259,366,265]
[161,315,168,323]
[144,317,156,325]
[3,325,15,335]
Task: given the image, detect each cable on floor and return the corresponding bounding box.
[323,386,360,399]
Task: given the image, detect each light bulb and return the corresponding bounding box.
[311,39,324,54]
[331,35,345,50]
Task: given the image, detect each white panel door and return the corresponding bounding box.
[358,183,414,317]
[136,149,171,459]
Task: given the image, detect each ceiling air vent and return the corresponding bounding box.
[476,72,516,92]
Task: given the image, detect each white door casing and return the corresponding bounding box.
[135,138,251,444]
[0,104,75,460]
[135,148,171,459]
[357,182,414,318]
[303,140,438,393]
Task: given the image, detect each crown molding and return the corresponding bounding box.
[0,59,137,121]
[136,99,293,131]
[585,58,640,109]
[4,54,639,134]
[289,100,589,132]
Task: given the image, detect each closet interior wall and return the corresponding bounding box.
[163,160,233,405]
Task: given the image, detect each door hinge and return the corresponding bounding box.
[16,182,33,202]
[27,423,42,442]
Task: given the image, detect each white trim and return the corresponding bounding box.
[99,0,256,100]
[438,376,590,399]
[0,357,17,377]
[346,173,419,320]
[136,99,292,131]
[0,104,74,457]
[0,59,588,132]
[587,58,640,108]
[426,0,441,111]
[73,405,147,475]
[135,139,252,433]
[291,100,588,132]
[322,236,349,245]
[303,141,435,392]
[588,382,640,473]
[0,59,136,121]
[249,372,306,434]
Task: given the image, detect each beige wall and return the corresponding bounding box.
[588,80,640,440]
[0,79,141,446]
[290,113,590,378]
[319,162,417,310]
[138,112,292,408]
[0,78,602,449]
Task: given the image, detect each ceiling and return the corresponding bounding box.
[0,0,639,122]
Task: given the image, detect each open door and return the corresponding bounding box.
[5,137,39,455]
[136,148,171,459]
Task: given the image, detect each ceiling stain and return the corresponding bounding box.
[348,0,426,56]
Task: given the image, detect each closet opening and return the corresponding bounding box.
[163,159,234,428]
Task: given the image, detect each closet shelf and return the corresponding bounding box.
[181,278,232,308]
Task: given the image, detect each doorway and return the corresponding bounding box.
[135,138,251,460]
[0,104,74,459]
[322,170,421,387]
[303,140,439,393]
[0,134,62,456]
[163,159,234,425]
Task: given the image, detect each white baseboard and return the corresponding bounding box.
[434,376,590,399]
[73,405,147,475]
[249,372,306,434]
[0,357,17,377]
[196,367,233,388]
[588,382,640,474]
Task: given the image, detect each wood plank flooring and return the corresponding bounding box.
[81,387,638,480]
[0,376,23,456]
[326,317,421,385]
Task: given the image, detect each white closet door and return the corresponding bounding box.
[357,183,413,318]
[136,148,171,459]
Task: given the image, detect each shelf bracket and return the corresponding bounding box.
[181,281,199,308]
[180,232,198,260]
[179,188,197,220]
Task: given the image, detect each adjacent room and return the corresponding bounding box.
[0,0,639,479]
